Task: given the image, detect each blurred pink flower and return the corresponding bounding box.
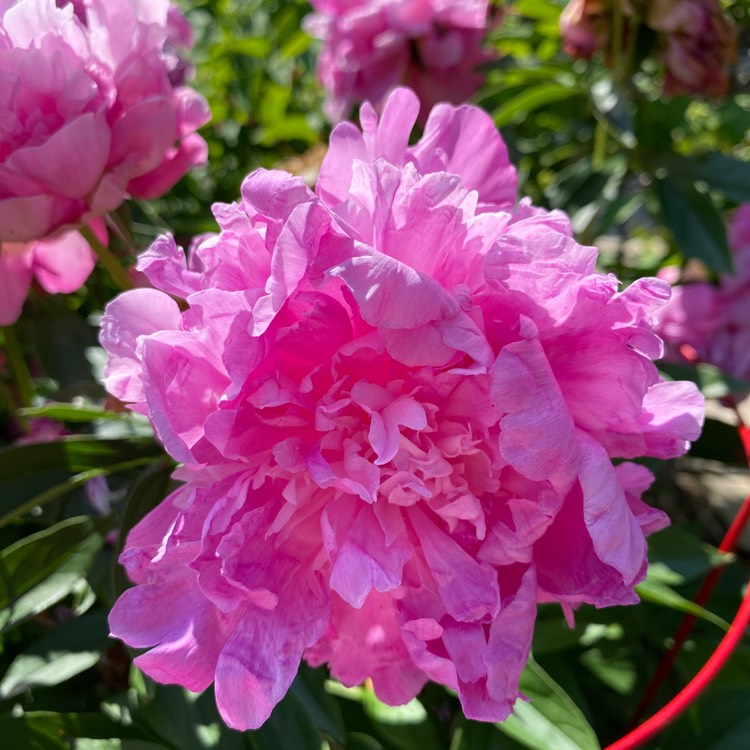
[559,0,610,59]
[655,205,750,381]
[101,88,703,729]
[560,0,735,98]
[0,0,210,246]
[306,0,495,122]
[0,220,106,325]
[649,0,736,98]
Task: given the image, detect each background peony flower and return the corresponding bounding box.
[305,0,495,123]
[101,88,703,730]
[0,220,106,325]
[655,205,750,380]
[559,0,611,59]
[0,0,210,245]
[648,0,736,98]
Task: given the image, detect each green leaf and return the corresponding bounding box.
[248,689,323,750]
[0,517,103,633]
[0,610,110,698]
[292,665,346,744]
[497,659,600,750]
[660,686,750,750]
[0,712,164,750]
[653,178,732,273]
[647,527,729,583]
[656,151,750,204]
[578,648,636,695]
[0,436,162,527]
[451,720,527,749]
[18,403,130,423]
[696,363,750,400]
[134,684,223,750]
[493,83,583,128]
[33,308,98,390]
[209,36,272,59]
[635,572,730,632]
[0,436,161,482]
[347,734,385,750]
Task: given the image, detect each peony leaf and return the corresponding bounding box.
[0,517,102,633]
[17,403,131,423]
[291,666,346,745]
[646,527,730,583]
[653,178,732,274]
[635,572,730,632]
[248,688,324,750]
[497,658,601,750]
[0,610,110,699]
[493,83,584,127]
[655,151,750,205]
[659,686,750,750]
[0,436,162,528]
[0,712,165,749]
[453,720,527,749]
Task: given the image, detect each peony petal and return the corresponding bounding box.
[0,245,34,325]
[410,507,500,622]
[99,288,183,404]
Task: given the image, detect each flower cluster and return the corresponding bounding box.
[656,205,750,381]
[305,0,495,123]
[560,0,736,98]
[101,88,703,729]
[0,0,209,322]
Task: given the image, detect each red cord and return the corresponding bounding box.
[629,488,750,726]
[605,578,750,750]
[614,415,750,746]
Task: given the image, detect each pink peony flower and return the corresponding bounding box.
[305,0,495,123]
[656,205,750,380]
[0,0,210,245]
[559,0,610,60]
[0,220,105,325]
[101,88,703,729]
[648,0,736,98]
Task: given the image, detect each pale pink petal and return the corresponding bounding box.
[0,246,34,325]
[31,227,97,294]
[100,289,183,404]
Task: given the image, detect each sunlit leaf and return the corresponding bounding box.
[0,610,110,698]
[0,517,102,633]
[497,659,600,750]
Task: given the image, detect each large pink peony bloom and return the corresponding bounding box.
[101,89,703,729]
[0,0,210,245]
[656,205,750,380]
[305,0,495,122]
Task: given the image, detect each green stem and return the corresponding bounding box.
[593,118,608,171]
[620,19,640,85]
[611,0,624,69]
[2,325,34,420]
[80,224,134,291]
[0,456,155,529]
[105,210,138,256]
